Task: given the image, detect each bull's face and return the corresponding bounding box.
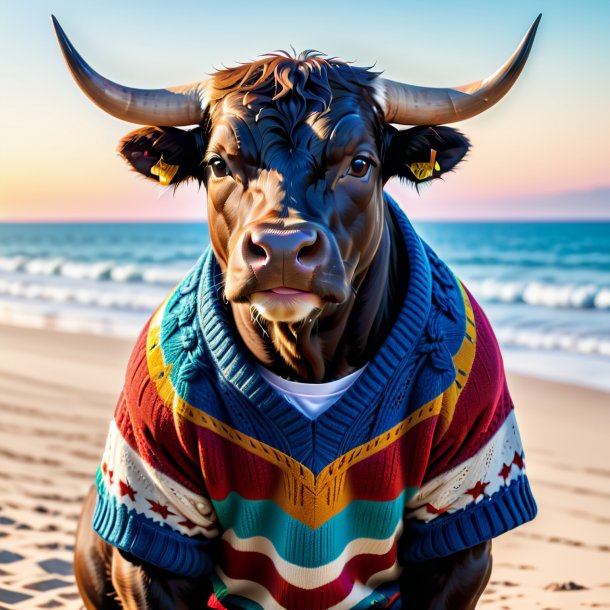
[118,58,471,331]
[52,16,540,377]
[204,78,386,325]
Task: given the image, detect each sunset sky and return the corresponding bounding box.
[1,0,609,221]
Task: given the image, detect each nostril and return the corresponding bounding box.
[297,234,323,266]
[245,234,268,263]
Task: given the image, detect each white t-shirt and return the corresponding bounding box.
[256,365,366,419]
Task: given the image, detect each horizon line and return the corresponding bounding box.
[3,216,610,224]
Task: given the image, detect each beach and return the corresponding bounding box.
[0,323,609,610]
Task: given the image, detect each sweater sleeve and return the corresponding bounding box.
[92,318,220,578]
[401,288,537,563]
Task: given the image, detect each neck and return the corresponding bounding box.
[231,206,408,383]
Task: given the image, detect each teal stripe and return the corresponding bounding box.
[213,488,417,568]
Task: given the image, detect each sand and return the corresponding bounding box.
[0,323,608,609]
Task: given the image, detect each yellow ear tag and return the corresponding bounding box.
[150,156,179,185]
[409,149,441,180]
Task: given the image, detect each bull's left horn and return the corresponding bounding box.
[377,14,541,125]
[51,16,206,126]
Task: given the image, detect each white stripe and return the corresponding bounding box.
[101,420,219,538]
[221,520,402,589]
[406,410,526,521]
[215,562,402,610]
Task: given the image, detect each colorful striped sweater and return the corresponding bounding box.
[93,197,537,609]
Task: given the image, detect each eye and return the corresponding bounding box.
[347,156,371,178]
[208,156,231,178]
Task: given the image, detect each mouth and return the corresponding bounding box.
[249,287,323,323]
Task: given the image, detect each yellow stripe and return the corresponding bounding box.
[434,281,476,439]
[144,282,476,527]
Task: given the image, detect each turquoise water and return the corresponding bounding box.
[1,221,609,389]
[0,223,210,336]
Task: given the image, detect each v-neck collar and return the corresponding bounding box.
[197,195,432,473]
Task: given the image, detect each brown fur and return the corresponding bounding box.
[206,51,378,106]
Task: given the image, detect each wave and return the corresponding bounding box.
[3,258,610,313]
[494,325,610,358]
[0,256,189,285]
[0,278,164,311]
[0,301,145,339]
[467,279,610,310]
[447,252,610,270]
[2,300,608,363]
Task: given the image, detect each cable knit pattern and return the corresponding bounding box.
[92,194,536,609]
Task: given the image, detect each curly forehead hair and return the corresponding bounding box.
[207,51,380,114]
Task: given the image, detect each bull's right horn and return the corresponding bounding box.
[377,14,541,125]
[51,15,206,126]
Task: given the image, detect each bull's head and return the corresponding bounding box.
[52,16,540,381]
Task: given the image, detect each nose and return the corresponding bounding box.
[244,226,326,271]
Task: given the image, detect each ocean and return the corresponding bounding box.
[1,221,609,391]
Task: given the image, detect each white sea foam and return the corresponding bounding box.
[5,254,610,311]
[110,265,145,283]
[494,325,610,358]
[0,256,27,272]
[448,251,610,269]
[0,278,164,311]
[142,267,188,285]
[595,289,610,309]
[0,254,191,286]
[468,279,610,310]
[0,300,146,339]
[24,257,65,276]
[60,261,114,281]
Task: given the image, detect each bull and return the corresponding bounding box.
[53,14,540,610]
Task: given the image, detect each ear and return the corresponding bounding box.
[382,126,470,184]
[118,126,207,186]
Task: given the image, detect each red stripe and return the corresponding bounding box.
[218,538,397,609]
[202,417,435,504]
[346,417,432,499]
[200,427,283,501]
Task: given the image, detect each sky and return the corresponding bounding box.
[0,0,609,221]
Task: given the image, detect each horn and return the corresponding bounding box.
[377,14,541,125]
[51,15,206,126]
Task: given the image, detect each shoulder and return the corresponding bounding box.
[425,274,514,477]
[422,240,504,389]
[415,242,510,433]
[116,258,214,488]
[422,241,469,356]
[452,278,506,408]
[121,254,216,422]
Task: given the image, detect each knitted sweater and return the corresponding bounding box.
[93,196,537,609]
